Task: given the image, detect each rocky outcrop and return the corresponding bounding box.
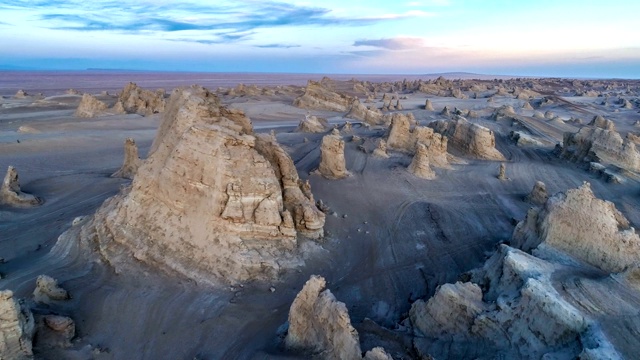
[513,182,640,273]
[491,105,517,121]
[113,82,165,116]
[0,290,35,359]
[74,93,108,118]
[408,143,436,179]
[429,118,505,161]
[111,138,142,180]
[293,81,354,112]
[319,129,349,179]
[346,99,383,125]
[386,113,449,168]
[372,139,389,158]
[285,275,361,359]
[588,115,615,131]
[0,166,43,207]
[560,126,640,172]
[69,86,325,285]
[296,114,329,133]
[424,99,434,111]
[497,163,507,180]
[525,181,548,205]
[35,315,75,349]
[33,275,69,303]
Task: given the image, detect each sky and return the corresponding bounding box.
[0,0,639,78]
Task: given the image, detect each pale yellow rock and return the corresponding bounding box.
[33,275,69,303]
[319,130,349,179]
[386,113,449,168]
[363,347,394,360]
[0,166,43,207]
[424,99,434,111]
[296,114,328,133]
[526,181,548,205]
[408,143,436,179]
[372,139,389,158]
[0,290,35,359]
[117,82,165,116]
[111,138,142,180]
[429,117,505,161]
[346,99,383,125]
[560,126,640,172]
[293,80,354,112]
[74,93,108,118]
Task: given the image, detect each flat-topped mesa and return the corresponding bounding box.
[428,117,505,161]
[1,166,43,207]
[346,99,384,125]
[293,80,355,112]
[296,113,329,133]
[73,86,325,285]
[588,115,616,131]
[285,275,393,360]
[386,113,449,168]
[408,143,436,179]
[74,93,108,118]
[111,138,142,180]
[318,129,350,179]
[113,82,165,116]
[560,126,640,172]
[513,182,640,273]
[0,290,35,360]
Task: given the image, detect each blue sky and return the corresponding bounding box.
[0,0,638,77]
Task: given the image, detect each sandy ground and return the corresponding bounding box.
[1,77,640,359]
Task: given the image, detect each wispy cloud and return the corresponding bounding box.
[254,43,300,49]
[353,37,425,50]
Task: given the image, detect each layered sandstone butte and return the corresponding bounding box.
[113,82,165,116]
[560,126,640,172]
[346,99,384,125]
[293,80,354,112]
[74,86,325,285]
[429,118,505,160]
[296,114,329,133]
[408,143,436,179]
[512,182,640,273]
[285,275,393,360]
[318,129,349,179]
[74,93,108,118]
[111,138,142,180]
[386,113,449,168]
[0,290,35,360]
[1,166,43,207]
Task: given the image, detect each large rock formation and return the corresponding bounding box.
[386,113,449,168]
[429,118,505,161]
[74,93,108,118]
[285,275,361,359]
[114,82,165,116]
[111,138,142,180]
[512,182,640,273]
[408,143,436,179]
[0,290,35,359]
[0,166,43,207]
[293,81,354,112]
[560,126,640,172]
[318,129,349,179]
[69,86,325,285]
[346,99,383,125]
[296,114,329,133]
[285,275,393,360]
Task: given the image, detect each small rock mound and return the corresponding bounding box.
[525,181,549,205]
[296,114,329,133]
[588,115,616,131]
[0,166,43,207]
[424,99,434,111]
[372,139,389,158]
[74,93,108,118]
[293,80,354,112]
[408,143,436,179]
[429,117,505,161]
[513,182,640,273]
[0,290,35,359]
[111,138,142,180]
[319,129,349,179]
[33,275,69,303]
[491,105,517,121]
[113,82,165,116]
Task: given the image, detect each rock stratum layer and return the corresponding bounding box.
[71,86,325,285]
[429,118,505,160]
[560,126,640,172]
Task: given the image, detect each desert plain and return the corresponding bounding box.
[1,71,640,359]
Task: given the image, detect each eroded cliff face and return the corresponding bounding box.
[0,290,35,360]
[293,81,355,112]
[512,182,640,273]
[386,113,449,168]
[429,117,505,161]
[114,82,165,116]
[318,129,350,179]
[560,126,640,172]
[74,86,324,285]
